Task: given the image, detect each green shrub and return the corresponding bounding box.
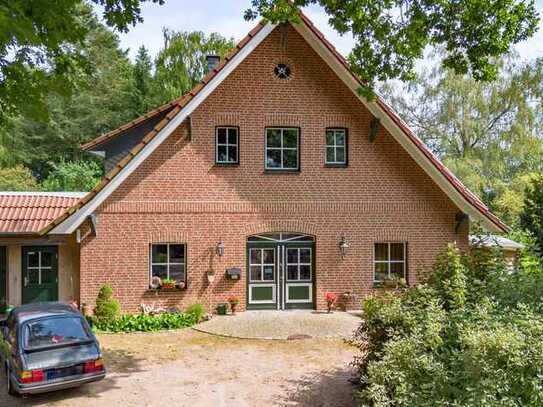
[185,303,205,322]
[354,243,543,407]
[94,285,120,324]
[94,312,198,333]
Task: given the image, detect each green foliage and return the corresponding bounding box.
[354,244,543,406]
[94,285,121,324]
[154,29,235,103]
[185,303,206,323]
[246,0,540,96]
[0,0,165,124]
[0,166,39,191]
[132,46,156,114]
[94,311,200,333]
[383,55,543,226]
[520,175,543,255]
[42,160,102,192]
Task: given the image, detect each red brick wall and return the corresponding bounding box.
[79,25,469,313]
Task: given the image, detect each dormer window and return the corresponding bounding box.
[216,127,239,165]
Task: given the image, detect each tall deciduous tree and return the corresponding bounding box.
[153,30,235,103]
[245,0,540,97]
[382,55,543,226]
[0,0,164,124]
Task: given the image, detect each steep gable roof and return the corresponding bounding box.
[44,14,507,235]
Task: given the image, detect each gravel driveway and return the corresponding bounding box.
[0,329,358,406]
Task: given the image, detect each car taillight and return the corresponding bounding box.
[20,369,45,383]
[84,358,104,373]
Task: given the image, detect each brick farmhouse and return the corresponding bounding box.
[0,13,507,313]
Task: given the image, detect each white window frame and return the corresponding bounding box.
[373,242,406,283]
[325,128,347,165]
[215,127,239,164]
[26,250,53,285]
[149,243,186,284]
[249,248,276,282]
[265,128,300,170]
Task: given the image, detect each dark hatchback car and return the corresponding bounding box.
[0,302,105,396]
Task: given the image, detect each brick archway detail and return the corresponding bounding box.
[244,220,319,237]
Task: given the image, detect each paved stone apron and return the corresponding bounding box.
[193,310,362,340]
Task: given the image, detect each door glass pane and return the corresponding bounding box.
[152,245,168,263]
[283,129,298,148]
[287,265,298,280]
[266,149,281,168]
[28,252,39,268]
[374,263,388,282]
[169,264,185,282]
[262,249,274,264]
[390,262,405,279]
[217,128,227,144]
[300,265,311,280]
[263,265,275,281]
[390,244,404,261]
[41,252,53,268]
[41,268,56,284]
[266,129,281,147]
[151,265,167,280]
[283,149,298,169]
[287,249,298,264]
[169,245,185,263]
[27,268,39,284]
[299,249,311,263]
[250,266,261,281]
[375,244,388,261]
[250,249,261,265]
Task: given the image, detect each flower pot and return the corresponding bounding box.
[230,303,237,314]
[162,283,175,289]
[216,303,228,315]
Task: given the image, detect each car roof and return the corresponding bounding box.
[10,302,80,324]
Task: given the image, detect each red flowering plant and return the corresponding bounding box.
[325,292,337,313]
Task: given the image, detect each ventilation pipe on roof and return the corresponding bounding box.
[206,55,220,73]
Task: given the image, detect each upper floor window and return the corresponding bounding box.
[325,128,347,166]
[150,243,186,287]
[373,242,406,283]
[265,128,299,171]
[216,127,239,165]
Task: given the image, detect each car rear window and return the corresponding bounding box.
[23,317,91,350]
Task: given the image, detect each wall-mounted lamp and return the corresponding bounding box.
[339,234,350,258]
[207,271,216,284]
[216,240,225,257]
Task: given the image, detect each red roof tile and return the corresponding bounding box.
[0,193,85,234]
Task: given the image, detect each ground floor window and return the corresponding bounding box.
[150,244,186,285]
[373,242,406,282]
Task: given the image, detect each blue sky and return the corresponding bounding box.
[100,0,543,62]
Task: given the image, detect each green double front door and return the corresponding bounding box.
[247,233,315,310]
[22,246,58,304]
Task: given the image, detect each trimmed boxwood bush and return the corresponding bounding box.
[354,243,543,407]
[94,285,120,323]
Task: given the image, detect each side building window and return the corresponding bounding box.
[373,242,406,283]
[325,128,347,166]
[150,244,186,286]
[216,127,239,164]
[265,128,300,171]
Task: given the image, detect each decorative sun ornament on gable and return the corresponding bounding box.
[274,62,292,80]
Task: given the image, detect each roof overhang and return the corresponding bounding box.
[48,16,507,235]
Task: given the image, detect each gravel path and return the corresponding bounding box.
[194,310,362,339]
[0,329,358,406]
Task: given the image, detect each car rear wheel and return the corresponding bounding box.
[5,366,18,396]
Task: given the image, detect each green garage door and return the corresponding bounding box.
[0,247,6,307]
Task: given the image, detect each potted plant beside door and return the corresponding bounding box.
[227,296,240,314]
